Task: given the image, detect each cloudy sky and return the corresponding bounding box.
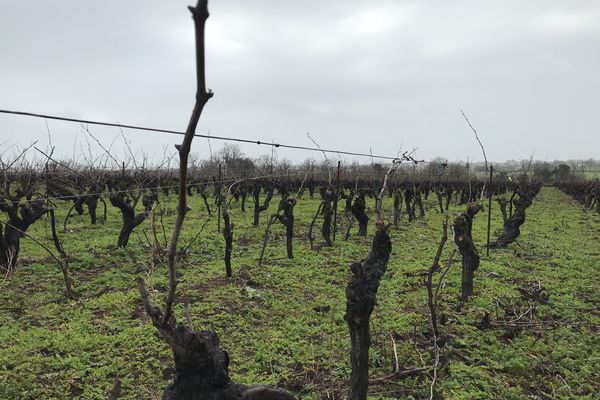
[1,0,598,165]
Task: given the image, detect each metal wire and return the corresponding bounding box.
[0,108,407,161]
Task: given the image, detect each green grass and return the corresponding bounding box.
[1,187,599,399]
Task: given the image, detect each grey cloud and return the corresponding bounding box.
[1,0,598,164]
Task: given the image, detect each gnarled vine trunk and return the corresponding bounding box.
[136,3,295,399]
[404,188,415,221]
[0,198,49,272]
[453,203,482,301]
[393,189,403,224]
[496,197,508,224]
[110,192,155,248]
[490,185,539,248]
[276,198,296,259]
[351,192,369,236]
[85,195,99,224]
[345,227,392,400]
[138,282,294,400]
[320,188,334,246]
[253,183,274,227]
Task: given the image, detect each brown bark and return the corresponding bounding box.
[48,208,76,299]
[136,3,294,399]
[275,198,296,259]
[0,197,49,272]
[253,183,274,227]
[321,189,334,246]
[435,188,444,213]
[344,227,392,400]
[351,192,368,236]
[110,192,155,248]
[222,208,233,277]
[258,196,297,264]
[85,195,99,224]
[239,185,247,212]
[198,185,211,214]
[496,197,508,224]
[445,185,453,211]
[414,189,425,218]
[453,204,482,301]
[404,188,415,221]
[137,280,294,400]
[344,190,355,240]
[490,185,539,248]
[393,189,403,224]
[308,202,323,250]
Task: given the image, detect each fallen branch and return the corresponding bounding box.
[370,366,433,382]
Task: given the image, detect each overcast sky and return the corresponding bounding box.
[1,1,598,166]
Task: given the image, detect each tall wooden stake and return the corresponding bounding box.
[332,160,341,241]
[486,165,493,256]
[217,162,222,232]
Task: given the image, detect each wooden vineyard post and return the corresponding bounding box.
[333,160,341,241]
[217,162,222,232]
[486,165,493,256]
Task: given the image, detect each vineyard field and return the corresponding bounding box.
[1,186,598,399]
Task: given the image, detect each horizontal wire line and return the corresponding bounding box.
[0,108,409,162]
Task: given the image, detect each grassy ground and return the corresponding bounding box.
[1,187,598,399]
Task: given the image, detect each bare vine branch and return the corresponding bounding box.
[306,132,331,185]
[135,0,214,327]
[460,110,488,176]
[427,219,449,400]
